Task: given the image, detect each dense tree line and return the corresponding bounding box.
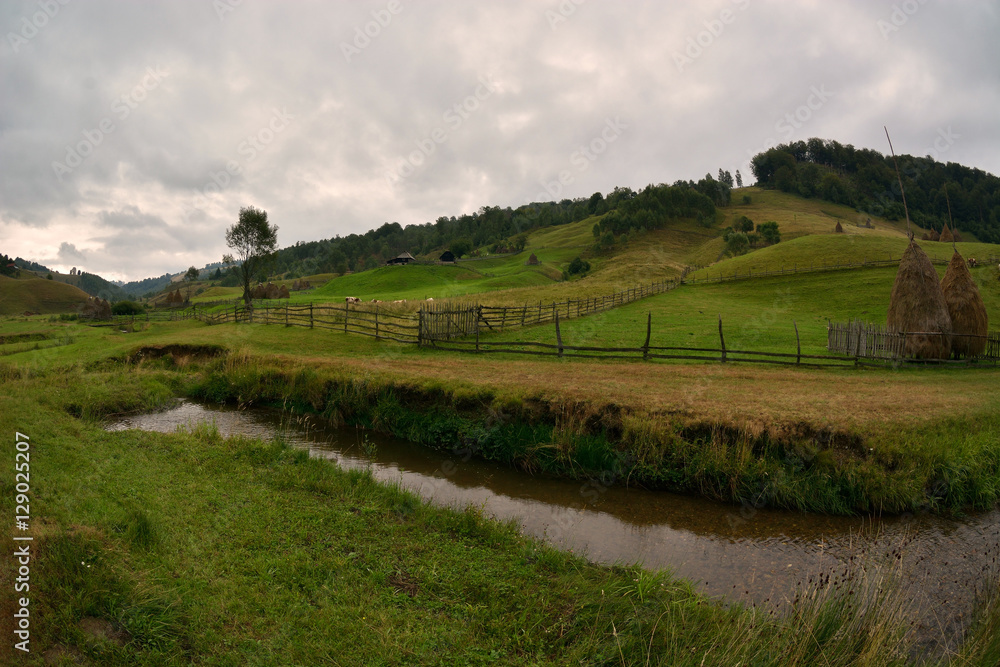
[593,182,719,243]
[263,184,718,279]
[750,138,1000,242]
[74,272,128,301]
[121,273,174,297]
[1,253,18,277]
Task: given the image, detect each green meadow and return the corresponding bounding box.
[4,188,1000,663]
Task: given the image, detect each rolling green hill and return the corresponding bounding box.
[687,235,1000,281]
[0,275,91,315]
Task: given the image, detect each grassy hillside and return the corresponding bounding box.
[0,275,91,315]
[485,263,1000,357]
[688,235,1000,281]
[727,187,911,240]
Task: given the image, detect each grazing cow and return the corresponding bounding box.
[425,297,434,301]
[345,296,361,304]
[392,300,405,304]
[371,299,382,304]
[968,257,978,268]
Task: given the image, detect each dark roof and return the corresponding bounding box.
[439,250,455,261]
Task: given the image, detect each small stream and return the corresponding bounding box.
[107,400,1000,653]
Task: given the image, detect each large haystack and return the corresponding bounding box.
[887,241,952,359]
[939,222,954,243]
[929,229,940,242]
[835,221,844,233]
[278,285,290,299]
[921,232,930,241]
[941,251,988,358]
[81,296,112,320]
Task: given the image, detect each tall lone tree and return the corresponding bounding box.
[224,205,279,305]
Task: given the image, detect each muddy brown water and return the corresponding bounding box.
[107,400,1000,655]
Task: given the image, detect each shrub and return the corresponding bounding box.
[725,232,750,257]
[567,257,591,276]
[757,221,781,245]
[111,300,144,316]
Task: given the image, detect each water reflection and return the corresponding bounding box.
[107,399,999,650]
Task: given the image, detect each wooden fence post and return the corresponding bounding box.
[719,315,726,363]
[555,312,563,358]
[374,305,379,340]
[344,302,348,334]
[794,320,801,365]
[475,306,481,353]
[309,303,314,329]
[643,312,651,360]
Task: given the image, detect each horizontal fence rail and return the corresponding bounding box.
[419,279,678,341]
[828,320,1000,365]
[424,313,858,368]
[198,303,421,344]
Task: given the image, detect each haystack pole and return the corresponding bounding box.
[942,185,956,247]
[884,126,912,240]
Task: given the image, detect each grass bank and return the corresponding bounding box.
[3,366,1000,665]
[180,349,1000,516]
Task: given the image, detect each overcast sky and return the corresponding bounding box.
[2,0,998,282]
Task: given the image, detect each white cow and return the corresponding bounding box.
[345,296,361,304]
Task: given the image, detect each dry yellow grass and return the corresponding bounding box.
[266,347,1000,437]
[732,187,911,241]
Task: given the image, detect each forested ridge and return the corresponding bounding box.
[265,177,725,279]
[750,137,1000,242]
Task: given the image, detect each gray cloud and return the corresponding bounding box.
[57,242,86,264]
[2,0,998,281]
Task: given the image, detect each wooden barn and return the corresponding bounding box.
[439,250,456,263]
[387,252,416,266]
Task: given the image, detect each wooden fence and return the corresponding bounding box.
[198,302,420,344]
[828,320,1000,364]
[419,279,677,341]
[424,313,857,368]
[683,255,1000,286]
